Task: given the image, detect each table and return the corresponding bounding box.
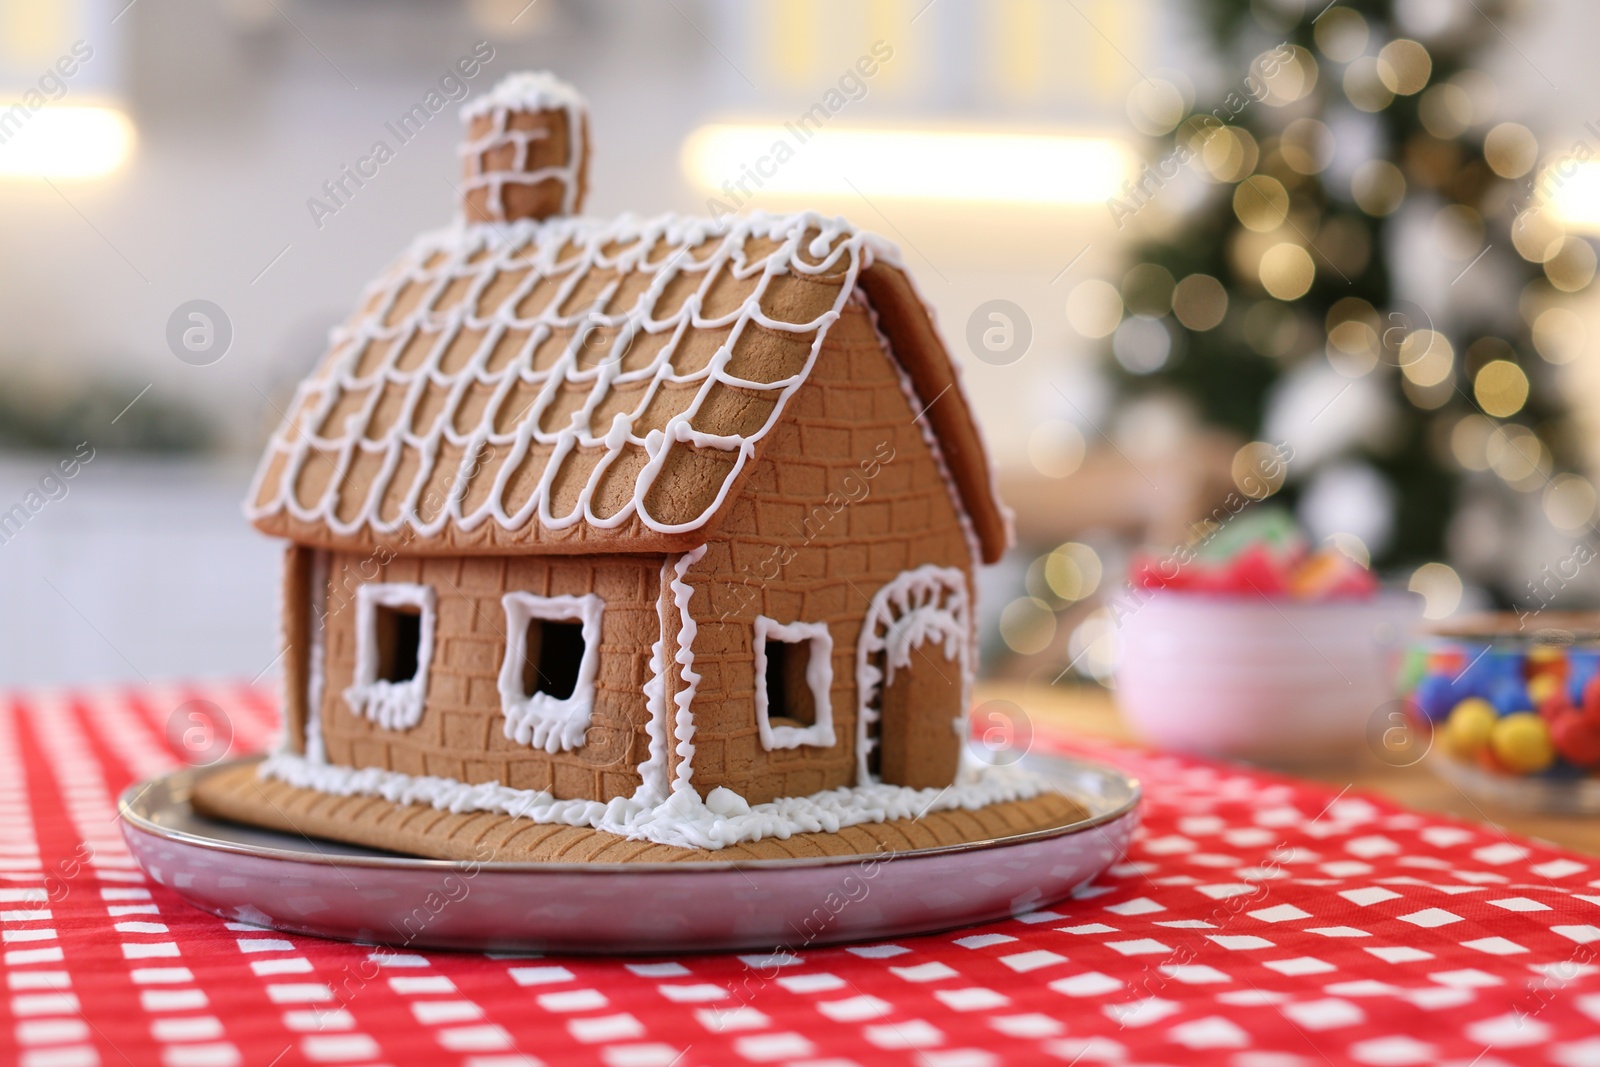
[990,682,1600,858]
[8,681,1600,1067]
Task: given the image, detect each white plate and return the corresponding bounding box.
[119,756,1141,955]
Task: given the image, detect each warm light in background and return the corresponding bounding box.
[0,106,134,179]
[1544,161,1600,235]
[681,123,1130,206]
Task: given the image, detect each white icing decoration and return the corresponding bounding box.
[242,211,905,544]
[497,592,604,752]
[343,582,436,731]
[257,750,1046,852]
[631,557,674,807]
[854,566,972,786]
[857,291,992,766]
[668,545,707,794]
[461,71,586,120]
[459,71,587,220]
[301,549,330,763]
[752,616,836,751]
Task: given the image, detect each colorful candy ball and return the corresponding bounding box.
[1551,713,1600,769]
[1527,673,1564,707]
[1489,712,1556,775]
[1440,699,1497,761]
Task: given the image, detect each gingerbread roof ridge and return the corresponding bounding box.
[244,208,1008,561]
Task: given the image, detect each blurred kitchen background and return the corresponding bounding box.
[3,0,1598,687]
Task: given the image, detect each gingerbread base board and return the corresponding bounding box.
[191,759,1088,862]
[122,758,1140,954]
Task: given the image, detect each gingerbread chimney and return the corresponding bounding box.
[459,72,589,224]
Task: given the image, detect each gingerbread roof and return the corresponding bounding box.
[245,209,1008,561]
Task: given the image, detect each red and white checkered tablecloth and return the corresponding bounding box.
[6,683,1600,1067]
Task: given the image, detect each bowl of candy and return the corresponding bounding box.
[1407,614,1600,812]
[1113,513,1422,765]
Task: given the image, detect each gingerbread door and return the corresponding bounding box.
[857,567,972,790]
[875,642,962,788]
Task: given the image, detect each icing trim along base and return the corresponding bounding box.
[256,751,1048,852]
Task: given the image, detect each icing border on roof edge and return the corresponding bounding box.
[243,210,1007,561]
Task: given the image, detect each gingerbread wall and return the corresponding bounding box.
[310,551,662,801]
[664,300,975,804]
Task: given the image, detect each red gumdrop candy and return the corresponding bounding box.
[1541,692,1577,723]
[1221,544,1289,596]
[1583,675,1600,728]
[1552,714,1600,769]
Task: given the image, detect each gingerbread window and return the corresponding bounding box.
[498,592,605,752]
[753,617,836,751]
[343,583,437,731]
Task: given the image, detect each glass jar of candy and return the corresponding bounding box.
[1405,614,1600,812]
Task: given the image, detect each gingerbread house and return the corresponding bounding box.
[207,73,1066,857]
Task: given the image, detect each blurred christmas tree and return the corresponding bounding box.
[1100,0,1595,605]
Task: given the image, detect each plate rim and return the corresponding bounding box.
[120,756,1143,875]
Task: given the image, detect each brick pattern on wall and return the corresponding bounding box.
[294,303,972,808]
[667,301,974,804]
[315,552,663,802]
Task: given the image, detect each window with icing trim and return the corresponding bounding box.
[343,583,437,732]
[498,592,605,752]
[754,617,836,750]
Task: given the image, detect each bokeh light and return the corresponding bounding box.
[1484,122,1538,179]
[1399,330,1453,387]
[1113,316,1174,374]
[1473,359,1530,418]
[1544,238,1598,292]
[1028,420,1087,479]
[1418,83,1473,139]
[1127,77,1187,136]
[1533,306,1585,364]
[1281,118,1336,175]
[1544,474,1598,531]
[1067,279,1124,338]
[1345,56,1396,112]
[999,597,1056,655]
[1260,243,1315,300]
[1452,69,1499,124]
[1067,609,1118,684]
[1172,274,1229,331]
[1352,160,1407,216]
[1512,209,1566,264]
[1326,532,1372,568]
[1044,542,1103,602]
[1232,440,1288,499]
[1327,319,1381,377]
[1376,39,1432,96]
[1450,414,1496,471]
[1198,126,1259,183]
[1314,7,1369,62]
[1234,175,1290,232]
[1409,562,1463,619]
[1487,424,1549,489]
[1258,45,1319,107]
